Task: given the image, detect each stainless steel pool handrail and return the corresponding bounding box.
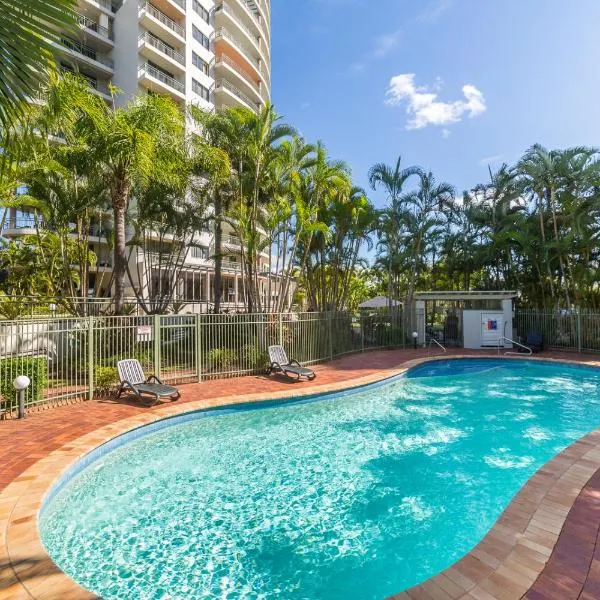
[497,335,532,356]
[428,337,447,356]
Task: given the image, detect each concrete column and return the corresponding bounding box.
[235,275,239,306]
[502,299,513,347]
[205,271,211,303]
[416,300,426,345]
[99,13,109,31]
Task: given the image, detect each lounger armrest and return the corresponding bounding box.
[147,375,163,385]
[288,359,302,367]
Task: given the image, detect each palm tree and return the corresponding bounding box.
[402,171,455,313]
[0,0,78,129]
[78,92,186,313]
[368,156,421,307]
[518,144,598,307]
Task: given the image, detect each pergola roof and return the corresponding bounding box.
[413,290,518,301]
[358,296,402,309]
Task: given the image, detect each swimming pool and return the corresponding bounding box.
[40,358,600,599]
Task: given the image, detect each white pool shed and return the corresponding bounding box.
[414,291,518,349]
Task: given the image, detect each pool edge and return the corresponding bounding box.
[1,353,599,600]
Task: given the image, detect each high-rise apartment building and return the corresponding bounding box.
[3,0,289,312]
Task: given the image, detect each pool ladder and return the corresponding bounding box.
[497,336,532,356]
[427,337,447,356]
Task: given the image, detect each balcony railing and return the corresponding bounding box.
[214,27,265,76]
[2,217,43,230]
[83,0,116,13]
[60,37,114,69]
[76,12,113,40]
[215,55,259,91]
[215,78,260,111]
[138,32,185,65]
[216,3,260,45]
[138,1,185,39]
[222,234,242,245]
[139,62,185,93]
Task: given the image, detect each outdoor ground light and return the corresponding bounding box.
[412,331,418,349]
[13,375,31,419]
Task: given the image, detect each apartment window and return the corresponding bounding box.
[191,246,208,259]
[193,0,210,23]
[192,78,210,101]
[192,25,210,50]
[192,51,209,76]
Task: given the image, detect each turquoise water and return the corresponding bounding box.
[40,359,600,599]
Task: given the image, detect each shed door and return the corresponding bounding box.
[481,313,503,346]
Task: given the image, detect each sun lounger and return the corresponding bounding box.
[267,345,316,381]
[117,359,180,406]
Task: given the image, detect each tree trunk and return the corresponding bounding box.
[112,180,130,314]
[213,193,223,314]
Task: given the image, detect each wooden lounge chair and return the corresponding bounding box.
[267,345,316,381]
[117,359,180,406]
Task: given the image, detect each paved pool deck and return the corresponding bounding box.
[1,348,600,599]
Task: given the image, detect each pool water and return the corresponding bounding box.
[40,359,600,599]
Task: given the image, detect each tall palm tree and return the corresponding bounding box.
[402,171,455,312]
[368,156,421,307]
[78,92,187,313]
[0,0,77,129]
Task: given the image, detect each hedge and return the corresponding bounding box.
[0,357,48,410]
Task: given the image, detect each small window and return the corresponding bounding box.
[192,52,209,75]
[191,246,208,259]
[192,0,210,23]
[192,25,210,50]
[192,78,210,101]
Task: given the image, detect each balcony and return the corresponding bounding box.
[214,27,269,89]
[1,217,43,236]
[214,78,260,112]
[215,3,270,70]
[215,55,263,105]
[75,12,113,49]
[149,0,186,20]
[138,62,186,102]
[57,37,114,75]
[241,0,269,40]
[81,0,116,14]
[81,74,112,101]
[138,1,185,46]
[138,31,185,73]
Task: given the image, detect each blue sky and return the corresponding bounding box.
[271,0,600,209]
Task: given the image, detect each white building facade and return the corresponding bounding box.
[3,0,288,312]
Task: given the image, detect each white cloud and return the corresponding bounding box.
[385,74,486,130]
[350,29,402,73]
[442,128,451,139]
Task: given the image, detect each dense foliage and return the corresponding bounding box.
[0,73,376,314]
[373,147,600,308]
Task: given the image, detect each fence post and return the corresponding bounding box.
[577,309,582,353]
[278,312,283,346]
[360,312,365,353]
[87,316,94,401]
[195,314,202,382]
[153,314,161,379]
[328,312,333,360]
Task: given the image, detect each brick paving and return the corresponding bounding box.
[3,348,600,599]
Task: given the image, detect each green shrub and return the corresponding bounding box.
[206,348,237,372]
[94,366,119,394]
[0,357,48,408]
[240,343,269,370]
